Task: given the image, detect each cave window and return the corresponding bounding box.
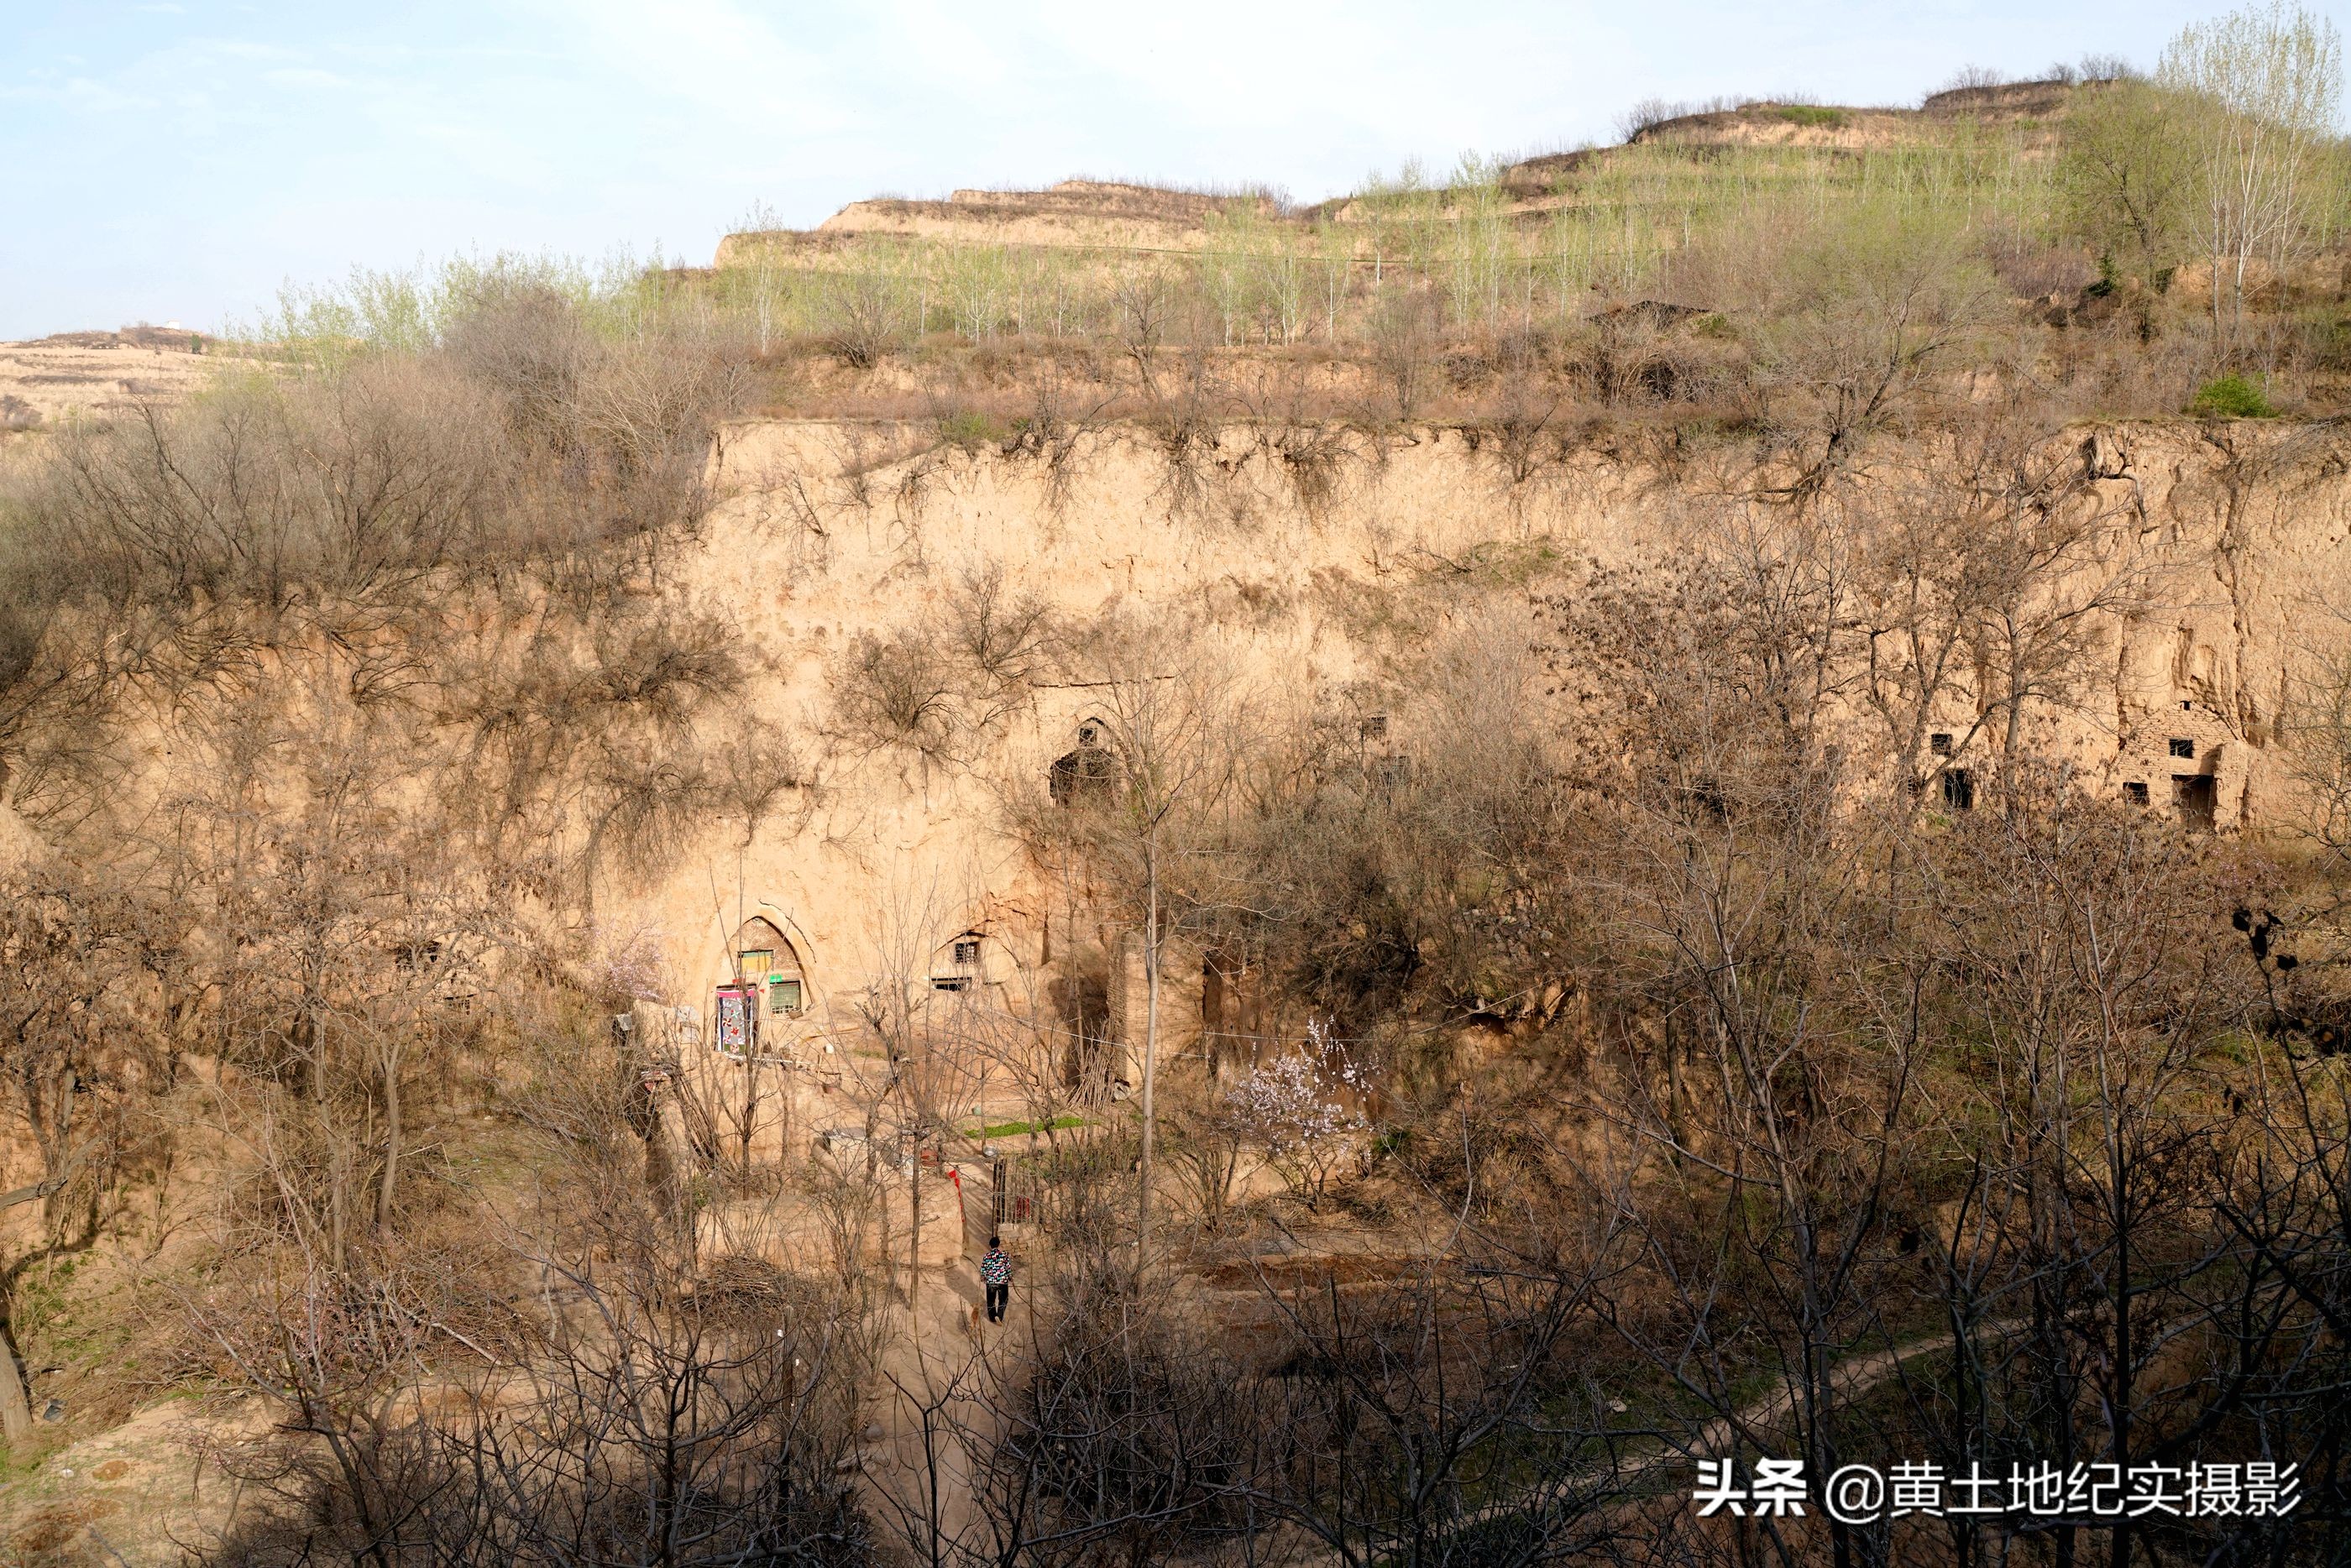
[932,934,983,990]
[1360,714,1389,742]
[738,947,773,980]
[2169,737,2195,759]
[1941,768,1975,812]
[769,978,802,1015]
[2173,774,2217,831]
[2123,781,2149,807]
[1929,732,1953,757]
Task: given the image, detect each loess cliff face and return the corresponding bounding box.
[2,397,2342,1116]
[594,414,2351,1130]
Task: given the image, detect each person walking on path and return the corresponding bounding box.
[981,1236,1011,1323]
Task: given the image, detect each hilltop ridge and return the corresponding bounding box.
[719,76,2105,262]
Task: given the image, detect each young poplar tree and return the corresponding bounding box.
[2159,2,2344,346]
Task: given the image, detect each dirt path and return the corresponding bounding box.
[861,1259,1029,1561]
[1575,1319,2025,1497]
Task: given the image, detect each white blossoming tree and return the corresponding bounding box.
[1223,1019,1370,1209]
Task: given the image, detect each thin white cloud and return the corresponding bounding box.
[524,0,854,137]
[262,66,350,89]
[0,75,160,115]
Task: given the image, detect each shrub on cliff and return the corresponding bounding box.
[2191,372,2278,416]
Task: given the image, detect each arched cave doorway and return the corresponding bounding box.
[729,917,808,1022]
[1049,719,1118,808]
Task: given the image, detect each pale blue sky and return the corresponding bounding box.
[3,0,2329,340]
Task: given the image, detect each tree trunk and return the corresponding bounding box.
[330,1139,348,1269]
[866,1131,897,1303]
[376,1058,400,1230]
[0,1322,33,1440]
[0,1166,62,1443]
[738,1059,762,1178]
[1136,846,1162,1282]
[2108,1126,2134,1568]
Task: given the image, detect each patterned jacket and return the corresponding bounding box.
[980,1248,1010,1286]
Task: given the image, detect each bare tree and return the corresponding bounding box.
[1845,407,2155,803]
[1046,617,1244,1281]
[191,1105,874,1568]
[0,867,168,1440]
[1111,267,1177,398]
